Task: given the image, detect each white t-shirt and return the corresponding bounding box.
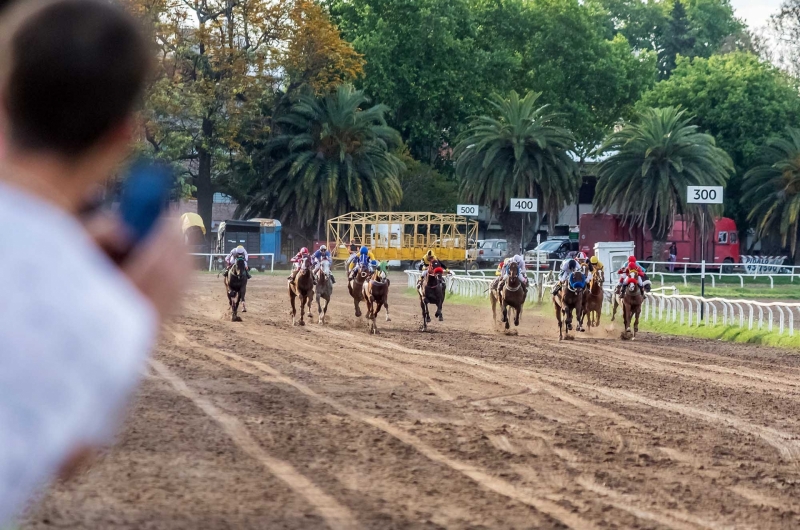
[0,182,157,524]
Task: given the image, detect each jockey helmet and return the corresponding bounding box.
[576,251,587,261]
[370,260,378,267]
[300,247,309,254]
[237,244,244,250]
[628,255,637,263]
[590,255,599,264]
[319,244,327,251]
[360,246,369,255]
[567,258,578,269]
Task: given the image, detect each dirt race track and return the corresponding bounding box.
[22,273,800,529]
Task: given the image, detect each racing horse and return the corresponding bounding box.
[224,255,248,322]
[553,270,585,340]
[612,271,644,339]
[289,256,314,326]
[348,263,369,317]
[490,261,526,330]
[315,259,333,325]
[363,264,391,334]
[418,266,446,332]
[583,268,604,328]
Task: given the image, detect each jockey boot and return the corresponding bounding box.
[246,269,252,280]
[331,274,336,284]
[552,282,562,297]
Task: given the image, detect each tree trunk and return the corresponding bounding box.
[197,117,213,245]
[651,239,667,272]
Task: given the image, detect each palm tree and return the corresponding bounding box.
[246,84,404,236]
[454,91,580,236]
[593,107,733,261]
[742,127,800,262]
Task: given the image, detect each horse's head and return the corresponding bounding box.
[298,257,311,274]
[568,271,586,292]
[508,261,519,277]
[317,259,330,280]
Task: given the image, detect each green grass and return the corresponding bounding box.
[652,281,800,300]
[635,318,800,349]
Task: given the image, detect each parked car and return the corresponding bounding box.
[524,238,578,269]
[467,239,509,269]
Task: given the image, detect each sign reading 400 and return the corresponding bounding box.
[510,198,538,213]
[456,204,479,216]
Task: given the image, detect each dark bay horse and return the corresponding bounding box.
[348,264,369,317]
[224,256,248,322]
[363,267,390,334]
[553,270,585,340]
[315,259,333,325]
[583,268,604,328]
[289,257,314,326]
[617,273,644,340]
[490,261,527,330]
[418,266,446,332]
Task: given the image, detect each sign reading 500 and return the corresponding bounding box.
[457,204,479,216]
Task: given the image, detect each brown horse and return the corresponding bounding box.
[315,259,333,325]
[224,256,248,322]
[583,268,604,328]
[553,270,585,340]
[348,265,369,317]
[490,261,527,330]
[363,268,390,334]
[418,266,445,332]
[620,275,644,340]
[289,256,314,326]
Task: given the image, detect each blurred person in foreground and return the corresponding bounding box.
[0,0,189,524]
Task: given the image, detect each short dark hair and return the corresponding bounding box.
[2,0,150,156]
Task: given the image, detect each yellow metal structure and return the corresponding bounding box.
[327,212,479,262]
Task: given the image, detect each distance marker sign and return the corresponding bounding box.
[456,204,479,216]
[509,198,537,212]
[687,186,723,204]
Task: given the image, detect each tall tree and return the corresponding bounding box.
[640,52,800,237]
[593,107,733,260]
[770,0,800,76]
[454,91,579,238]
[660,0,695,77]
[742,128,800,262]
[244,85,404,237]
[130,0,362,234]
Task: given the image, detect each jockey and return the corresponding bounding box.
[616,255,645,293]
[502,254,528,292]
[586,255,604,282]
[224,245,251,279]
[288,247,312,282]
[575,251,588,268]
[346,246,374,279]
[312,245,335,283]
[418,250,448,286]
[552,257,580,297]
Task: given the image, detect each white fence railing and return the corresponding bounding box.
[406,270,800,337]
[191,253,275,272]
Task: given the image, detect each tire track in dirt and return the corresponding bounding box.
[148,359,359,530]
[170,334,601,529]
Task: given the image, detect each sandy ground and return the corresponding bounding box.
[20,273,800,529]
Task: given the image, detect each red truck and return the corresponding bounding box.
[578,213,740,269]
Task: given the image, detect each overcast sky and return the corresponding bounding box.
[731,0,781,28]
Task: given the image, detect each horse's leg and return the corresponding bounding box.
[241,283,247,313]
[436,298,443,321]
[514,303,520,327]
[504,302,510,330]
[383,297,391,322]
[373,301,384,334]
[611,296,618,322]
[555,303,563,340]
[633,307,641,338]
[419,297,428,331]
[298,294,306,326]
[490,292,497,324]
[289,291,297,326]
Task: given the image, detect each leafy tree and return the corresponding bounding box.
[593,107,733,260]
[661,0,694,77]
[640,52,800,235]
[770,0,800,76]
[244,85,404,237]
[454,91,580,232]
[395,151,459,213]
[742,128,800,262]
[130,0,362,235]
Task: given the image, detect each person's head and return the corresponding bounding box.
[568,259,577,269]
[319,244,327,252]
[0,0,150,198]
[360,246,369,256]
[300,246,309,255]
[628,255,637,264]
[590,256,598,265]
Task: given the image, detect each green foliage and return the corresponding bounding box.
[244,85,404,231]
[333,0,656,159]
[593,107,733,240]
[455,91,580,225]
[395,151,459,212]
[640,53,800,233]
[742,128,800,258]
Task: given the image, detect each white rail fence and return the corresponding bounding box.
[191,253,275,272]
[405,270,800,337]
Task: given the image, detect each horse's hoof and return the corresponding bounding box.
[385,317,391,322]
[438,316,443,322]
[565,335,575,341]
[426,317,431,323]
[300,321,306,326]
[242,308,247,313]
